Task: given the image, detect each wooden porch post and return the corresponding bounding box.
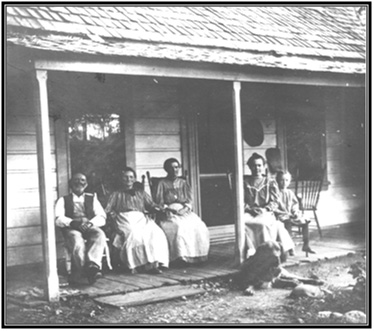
[35,69,59,302]
[232,81,245,265]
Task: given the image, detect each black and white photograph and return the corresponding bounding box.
[4,3,368,326]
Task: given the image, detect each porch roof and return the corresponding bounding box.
[6,6,366,74]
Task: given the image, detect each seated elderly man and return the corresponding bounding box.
[55,173,107,285]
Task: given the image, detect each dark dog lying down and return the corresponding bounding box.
[237,241,324,296]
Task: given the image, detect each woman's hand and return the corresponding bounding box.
[108,211,117,220]
[278,213,291,222]
[177,205,190,216]
[154,205,167,213]
[248,207,264,216]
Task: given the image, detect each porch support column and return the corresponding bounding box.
[35,70,59,302]
[232,81,245,265]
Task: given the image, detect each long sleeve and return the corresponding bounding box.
[154,181,165,206]
[181,180,193,208]
[55,197,72,228]
[143,191,160,212]
[90,194,106,227]
[265,180,280,212]
[289,190,302,218]
[55,193,106,228]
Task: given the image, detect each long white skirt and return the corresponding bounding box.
[160,203,210,263]
[112,211,169,270]
[244,211,295,258]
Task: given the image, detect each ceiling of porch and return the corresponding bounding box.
[6,6,366,74]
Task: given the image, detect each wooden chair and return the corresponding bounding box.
[64,238,112,275]
[227,170,312,256]
[295,165,326,238]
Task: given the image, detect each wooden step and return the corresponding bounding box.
[95,284,205,308]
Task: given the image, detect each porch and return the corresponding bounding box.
[7,222,366,307]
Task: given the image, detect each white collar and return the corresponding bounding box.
[72,192,85,201]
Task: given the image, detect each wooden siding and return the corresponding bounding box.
[242,118,277,175]
[132,81,182,189]
[6,66,59,266]
[240,83,278,175]
[316,87,365,227]
[209,225,235,244]
[7,115,57,266]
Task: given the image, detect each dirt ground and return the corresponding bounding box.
[5,253,366,326]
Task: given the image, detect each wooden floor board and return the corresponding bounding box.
[94,285,205,308]
[79,278,138,297]
[104,274,155,290]
[131,273,180,286]
[160,269,205,282]
[55,227,365,299]
[154,270,199,282]
[177,267,224,278]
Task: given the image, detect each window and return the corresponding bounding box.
[69,114,120,141]
[284,111,326,180]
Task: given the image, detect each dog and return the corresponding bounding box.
[237,241,324,296]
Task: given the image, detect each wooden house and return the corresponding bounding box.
[6,6,366,300]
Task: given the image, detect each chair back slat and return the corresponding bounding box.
[227,171,233,191]
[295,166,326,211]
[146,171,161,201]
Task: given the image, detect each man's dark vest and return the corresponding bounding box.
[64,194,95,220]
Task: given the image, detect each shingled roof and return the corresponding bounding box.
[6,6,366,74]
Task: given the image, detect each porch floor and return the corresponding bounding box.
[7,222,366,304]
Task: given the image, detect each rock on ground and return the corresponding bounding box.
[342,310,366,324]
[289,284,324,299]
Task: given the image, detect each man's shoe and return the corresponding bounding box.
[302,246,316,254]
[148,268,163,275]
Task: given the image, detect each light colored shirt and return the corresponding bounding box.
[244,175,279,212]
[276,188,302,219]
[55,192,106,228]
[105,189,157,214]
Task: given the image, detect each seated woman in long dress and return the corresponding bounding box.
[154,158,210,265]
[105,167,169,274]
[244,153,295,258]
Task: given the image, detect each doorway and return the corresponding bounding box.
[51,72,130,207]
[196,86,235,227]
[68,113,126,206]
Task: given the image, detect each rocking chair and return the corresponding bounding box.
[295,166,326,238]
